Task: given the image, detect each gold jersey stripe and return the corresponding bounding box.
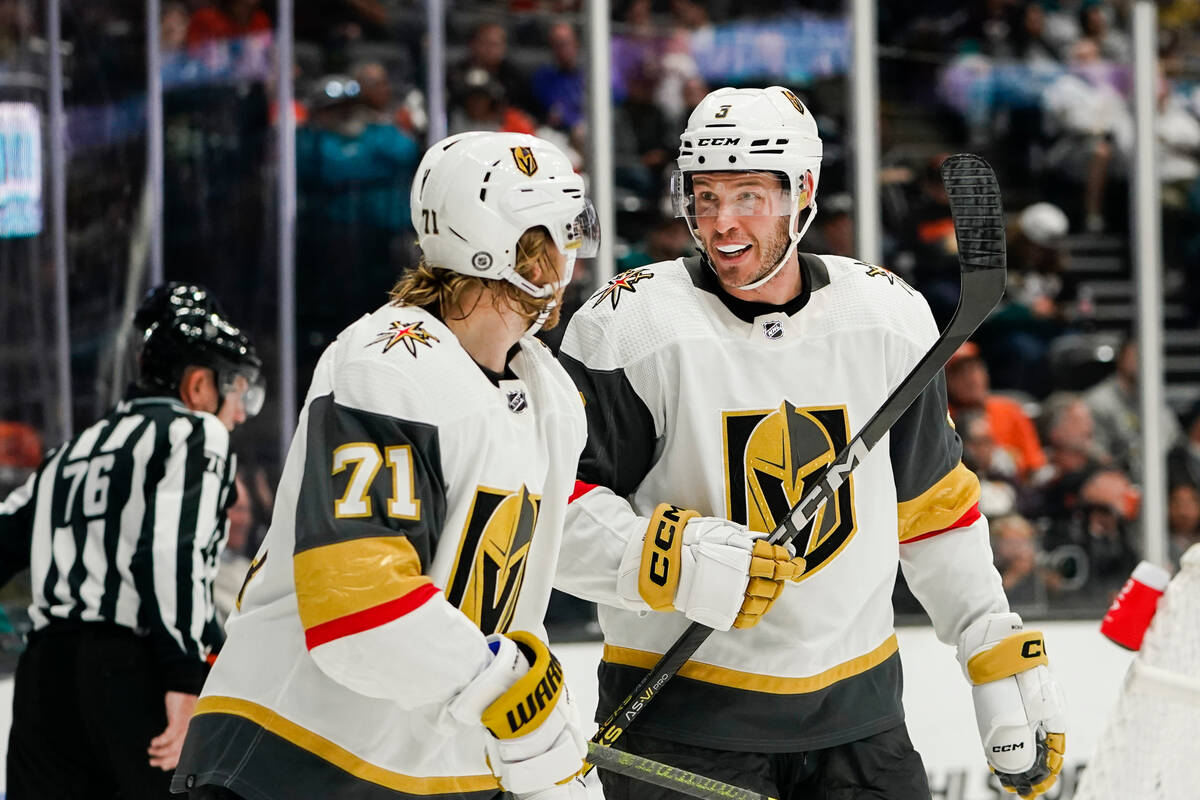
[603,633,898,695]
[195,696,499,795]
[294,536,425,630]
[897,461,981,543]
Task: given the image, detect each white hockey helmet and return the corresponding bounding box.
[411,131,599,299]
[672,86,823,290]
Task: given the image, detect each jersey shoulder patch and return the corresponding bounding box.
[565,259,708,370]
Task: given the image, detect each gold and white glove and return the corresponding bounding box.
[958,613,1067,798]
[448,632,587,795]
[618,504,804,631]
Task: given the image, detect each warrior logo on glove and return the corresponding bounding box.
[723,401,858,574]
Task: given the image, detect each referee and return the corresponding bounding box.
[0,283,264,799]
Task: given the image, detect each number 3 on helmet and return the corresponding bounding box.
[410,132,600,300]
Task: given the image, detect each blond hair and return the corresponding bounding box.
[389,228,563,329]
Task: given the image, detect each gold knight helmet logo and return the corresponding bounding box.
[445,485,541,634]
[723,402,857,579]
[511,146,538,177]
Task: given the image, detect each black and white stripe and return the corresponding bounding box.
[1,397,235,678]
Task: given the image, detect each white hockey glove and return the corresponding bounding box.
[958,613,1067,798]
[447,631,587,795]
[618,504,804,631]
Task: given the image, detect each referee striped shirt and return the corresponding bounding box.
[0,397,236,693]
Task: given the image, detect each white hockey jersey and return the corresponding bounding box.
[557,254,1009,751]
[173,303,586,799]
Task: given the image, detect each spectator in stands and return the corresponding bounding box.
[893,154,962,326]
[612,55,675,206]
[531,21,585,132]
[448,69,538,135]
[1168,399,1200,491]
[956,408,1024,518]
[990,513,1044,606]
[946,342,1048,481]
[1078,0,1131,62]
[1031,391,1112,517]
[1013,1,1062,66]
[1168,483,1200,568]
[1084,338,1183,478]
[186,0,271,48]
[0,421,41,497]
[1044,466,1140,601]
[804,192,855,258]
[354,60,395,123]
[294,74,421,401]
[979,201,1090,396]
[616,218,694,272]
[448,22,534,120]
[161,1,189,51]
[1041,37,1132,233]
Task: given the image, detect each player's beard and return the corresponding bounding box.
[737,217,792,287]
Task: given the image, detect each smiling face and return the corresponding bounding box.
[690,171,805,292]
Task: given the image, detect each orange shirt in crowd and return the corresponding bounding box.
[983,395,1047,478]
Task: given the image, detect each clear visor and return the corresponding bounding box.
[561,198,600,258]
[219,368,266,418]
[670,171,793,220]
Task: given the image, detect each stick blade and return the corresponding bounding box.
[941,154,1006,273]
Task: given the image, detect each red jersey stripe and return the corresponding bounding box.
[305,582,440,650]
[900,502,981,545]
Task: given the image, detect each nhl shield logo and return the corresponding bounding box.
[762,320,785,340]
[511,146,538,177]
[506,389,528,414]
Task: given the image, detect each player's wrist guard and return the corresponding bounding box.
[616,504,803,631]
[957,612,1067,798]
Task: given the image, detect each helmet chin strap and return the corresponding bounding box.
[733,200,818,292]
[515,251,575,337]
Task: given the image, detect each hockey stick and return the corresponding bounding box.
[589,153,1007,758]
[585,742,778,800]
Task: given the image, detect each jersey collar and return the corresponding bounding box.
[683,253,830,324]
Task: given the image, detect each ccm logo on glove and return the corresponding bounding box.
[993,743,1025,753]
[640,505,698,609]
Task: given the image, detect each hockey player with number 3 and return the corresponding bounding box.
[172,133,602,799]
[556,87,1067,799]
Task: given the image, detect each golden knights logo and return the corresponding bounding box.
[781,88,807,115]
[859,262,915,296]
[370,320,440,356]
[511,146,538,176]
[591,267,654,310]
[723,402,857,578]
[445,485,541,634]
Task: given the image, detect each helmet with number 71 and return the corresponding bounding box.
[411,132,599,299]
[672,86,823,290]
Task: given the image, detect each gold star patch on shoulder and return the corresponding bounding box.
[369,320,440,357]
[858,262,914,296]
[591,267,655,310]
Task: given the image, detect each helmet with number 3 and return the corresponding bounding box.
[411,132,599,299]
[673,86,823,290]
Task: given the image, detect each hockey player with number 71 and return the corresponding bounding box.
[555,86,1067,799]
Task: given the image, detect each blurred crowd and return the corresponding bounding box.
[3,0,1200,627]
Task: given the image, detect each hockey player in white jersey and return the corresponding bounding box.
[557,87,1067,799]
[172,132,602,800]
